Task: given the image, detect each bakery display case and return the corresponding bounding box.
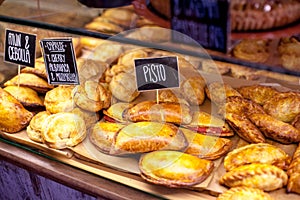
[0,0,300,199]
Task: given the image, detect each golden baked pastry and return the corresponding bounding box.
[109,72,140,102]
[85,17,124,34]
[21,57,47,79]
[232,39,270,63]
[224,143,291,171]
[125,26,171,43]
[42,112,87,149]
[101,7,138,28]
[217,186,274,200]
[124,101,192,125]
[158,89,189,105]
[139,150,214,188]
[70,107,99,129]
[184,111,234,137]
[117,48,148,68]
[110,122,187,155]
[26,111,51,143]
[231,0,300,31]
[76,58,108,83]
[278,36,300,71]
[80,37,106,50]
[4,86,44,108]
[238,85,279,105]
[44,85,75,114]
[248,113,300,144]
[4,73,54,93]
[103,102,133,123]
[205,82,241,106]
[263,91,300,123]
[180,76,206,105]
[89,41,124,64]
[90,121,125,154]
[226,113,265,143]
[219,163,288,191]
[73,80,111,112]
[292,113,300,130]
[181,128,232,160]
[0,88,33,133]
[287,143,300,194]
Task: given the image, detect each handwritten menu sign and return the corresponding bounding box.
[171,0,230,52]
[40,38,79,85]
[4,29,36,67]
[134,56,179,91]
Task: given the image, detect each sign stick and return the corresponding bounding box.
[17,65,21,88]
[156,89,159,104]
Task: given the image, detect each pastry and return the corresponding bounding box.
[42,112,87,149]
[248,113,300,144]
[4,85,44,108]
[110,121,187,155]
[263,91,300,123]
[21,57,47,79]
[0,88,33,133]
[76,58,108,83]
[79,37,106,50]
[44,85,75,114]
[278,37,300,71]
[226,113,265,143]
[139,150,214,188]
[90,121,125,154]
[85,17,124,34]
[158,89,189,105]
[88,41,124,64]
[224,143,291,171]
[220,163,288,191]
[109,72,140,102]
[73,80,111,112]
[292,113,300,130]
[180,76,206,105]
[287,143,300,194]
[232,39,270,63]
[26,111,51,143]
[238,85,279,105]
[70,107,99,129]
[184,111,234,137]
[124,101,192,125]
[101,6,138,28]
[103,102,133,123]
[4,73,54,93]
[181,128,232,160]
[217,186,274,200]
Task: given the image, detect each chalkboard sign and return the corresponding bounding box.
[40,38,79,85]
[171,0,230,52]
[134,56,179,91]
[4,29,36,67]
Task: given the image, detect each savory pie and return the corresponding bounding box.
[217,186,274,200]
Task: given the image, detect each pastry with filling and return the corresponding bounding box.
[103,102,133,123]
[139,150,214,188]
[26,111,51,143]
[224,143,291,171]
[70,107,99,129]
[4,85,44,108]
[278,37,300,72]
[85,17,124,34]
[217,186,274,200]
[287,143,300,194]
[21,57,47,79]
[220,163,288,191]
[180,76,206,105]
[110,121,187,155]
[0,88,33,133]
[4,73,54,93]
[42,112,87,149]
[181,128,232,160]
[124,101,192,125]
[238,85,279,105]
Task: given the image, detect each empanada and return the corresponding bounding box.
[184,111,234,137]
[225,113,265,143]
[180,76,206,105]
[85,17,124,34]
[4,85,44,108]
[287,143,300,194]
[21,57,47,79]
[26,111,51,143]
[224,143,291,171]
[248,113,300,144]
[180,128,232,160]
[103,102,133,123]
[110,122,187,155]
[90,121,125,154]
[139,150,214,188]
[0,88,33,133]
[124,101,192,125]
[4,73,54,93]
[42,112,87,149]
[70,107,99,129]
[238,85,279,105]
[217,186,274,200]
[219,163,288,191]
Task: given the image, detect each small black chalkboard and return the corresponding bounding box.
[40,38,79,85]
[4,29,36,67]
[134,56,179,91]
[171,0,230,52]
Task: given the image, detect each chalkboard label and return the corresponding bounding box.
[171,0,230,52]
[4,29,36,67]
[40,38,79,85]
[134,56,179,91]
